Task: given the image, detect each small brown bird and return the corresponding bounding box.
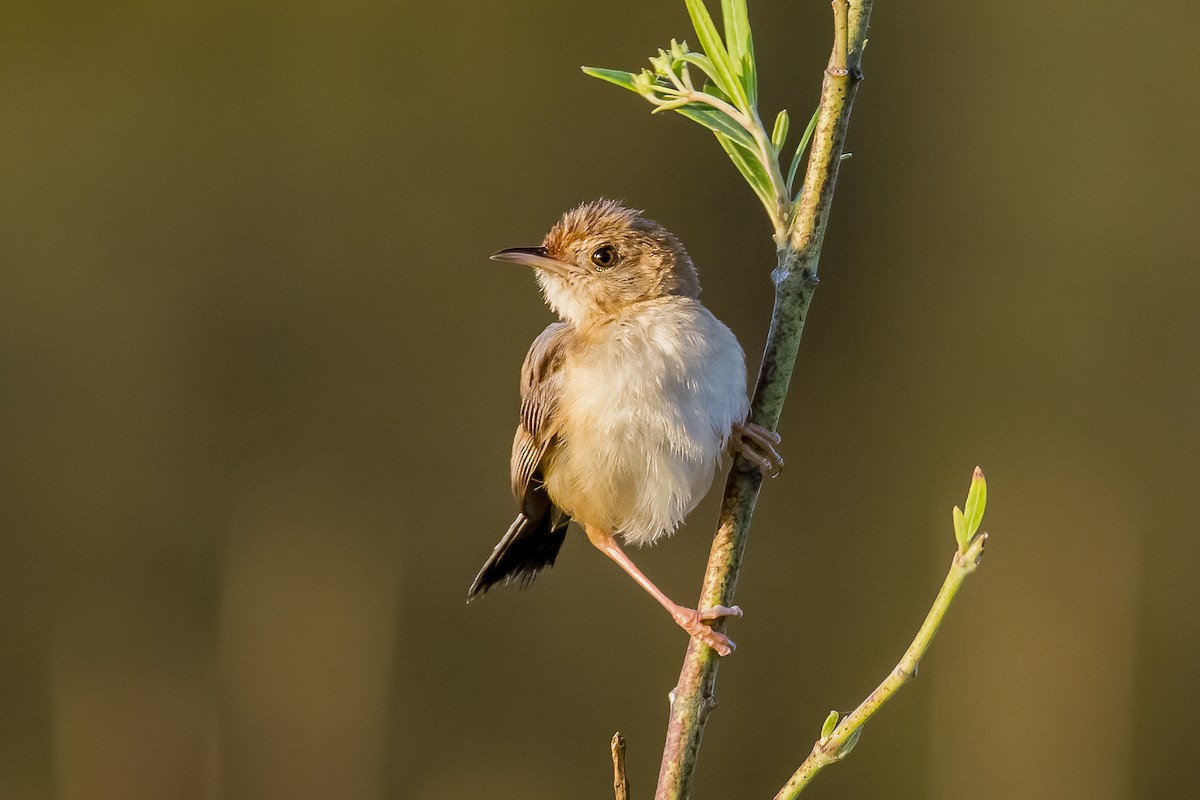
[468,199,781,655]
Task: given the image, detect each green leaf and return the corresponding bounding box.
[584,64,760,157]
[679,53,720,86]
[820,710,839,739]
[721,0,757,104]
[771,109,789,153]
[675,103,757,152]
[721,0,749,67]
[651,98,693,114]
[684,0,748,111]
[963,467,987,540]
[714,131,776,218]
[786,107,820,194]
[952,505,968,553]
[581,66,639,92]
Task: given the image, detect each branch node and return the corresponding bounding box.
[954,532,988,571]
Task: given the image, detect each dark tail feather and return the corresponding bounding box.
[468,508,569,599]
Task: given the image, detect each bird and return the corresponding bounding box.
[467,199,782,656]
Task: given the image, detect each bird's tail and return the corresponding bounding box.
[468,507,570,599]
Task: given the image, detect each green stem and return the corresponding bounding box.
[774,533,989,799]
[652,3,873,798]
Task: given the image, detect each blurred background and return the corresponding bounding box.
[1,1,1197,798]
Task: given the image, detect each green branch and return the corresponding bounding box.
[775,470,990,798]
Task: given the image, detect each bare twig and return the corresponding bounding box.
[612,732,630,800]
[653,3,874,798]
[774,533,989,799]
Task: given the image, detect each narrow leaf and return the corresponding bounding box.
[584,66,759,154]
[721,0,748,63]
[679,53,720,85]
[963,467,987,539]
[771,109,789,153]
[581,66,639,92]
[684,0,748,110]
[740,50,757,106]
[721,0,757,104]
[675,103,757,152]
[820,710,839,739]
[651,99,693,114]
[786,107,820,193]
[714,131,777,219]
[952,505,968,553]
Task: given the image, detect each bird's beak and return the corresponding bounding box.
[490,246,573,278]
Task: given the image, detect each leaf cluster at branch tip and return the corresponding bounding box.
[582,0,820,237]
[952,467,987,554]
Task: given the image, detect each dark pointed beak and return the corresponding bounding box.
[490,246,572,277]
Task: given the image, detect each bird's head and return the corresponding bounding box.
[491,199,701,324]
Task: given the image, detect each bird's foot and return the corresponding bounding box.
[733,422,784,477]
[671,604,743,657]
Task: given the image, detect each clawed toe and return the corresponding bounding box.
[672,605,741,656]
[699,604,743,622]
[734,423,785,477]
[698,627,735,657]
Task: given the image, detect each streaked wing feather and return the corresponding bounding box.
[510,322,573,504]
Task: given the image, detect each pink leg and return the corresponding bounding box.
[584,525,742,656]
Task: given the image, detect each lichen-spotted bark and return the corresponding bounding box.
[654,3,874,798]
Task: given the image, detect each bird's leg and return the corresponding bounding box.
[584,524,742,656]
[732,422,784,477]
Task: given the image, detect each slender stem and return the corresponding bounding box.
[680,63,695,91]
[675,86,751,128]
[830,0,849,77]
[612,733,630,800]
[774,533,989,799]
[652,3,873,798]
[665,64,690,92]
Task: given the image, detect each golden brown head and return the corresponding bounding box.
[491,199,700,324]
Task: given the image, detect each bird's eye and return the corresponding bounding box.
[590,245,619,270]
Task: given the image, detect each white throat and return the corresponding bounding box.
[535,271,592,325]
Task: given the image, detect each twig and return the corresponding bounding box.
[612,732,630,800]
[653,3,873,798]
[774,532,989,799]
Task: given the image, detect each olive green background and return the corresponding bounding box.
[2,1,1197,798]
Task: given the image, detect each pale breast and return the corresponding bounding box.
[545,297,749,545]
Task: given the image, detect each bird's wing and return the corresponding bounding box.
[510,321,573,509]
